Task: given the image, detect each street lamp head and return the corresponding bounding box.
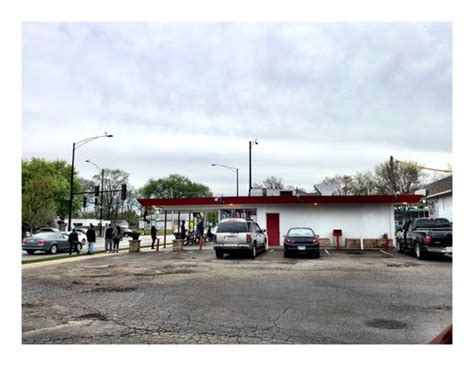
[211,163,216,166]
[85,159,90,163]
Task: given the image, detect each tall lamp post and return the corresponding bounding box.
[68,133,113,231]
[211,163,239,196]
[85,159,105,237]
[248,139,258,196]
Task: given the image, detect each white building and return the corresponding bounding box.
[424,175,453,222]
[138,194,422,248]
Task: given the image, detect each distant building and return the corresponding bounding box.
[424,175,453,222]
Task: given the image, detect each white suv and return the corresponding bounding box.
[214,218,268,259]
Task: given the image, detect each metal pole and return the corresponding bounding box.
[67,142,76,231]
[99,168,104,236]
[236,168,239,197]
[248,141,252,196]
[164,210,167,249]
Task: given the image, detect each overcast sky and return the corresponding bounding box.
[22,22,452,195]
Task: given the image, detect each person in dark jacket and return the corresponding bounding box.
[197,220,204,238]
[86,223,96,255]
[112,225,122,253]
[105,224,113,253]
[68,229,80,255]
[151,225,157,250]
[180,220,187,239]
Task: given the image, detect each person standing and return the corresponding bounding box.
[112,225,122,253]
[105,223,113,253]
[68,228,80,255]
[151,225,157,250]
[197,220,204,239]
[86,223,96,255]
[180,220,187,239]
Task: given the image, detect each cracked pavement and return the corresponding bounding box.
[22,248,452,344]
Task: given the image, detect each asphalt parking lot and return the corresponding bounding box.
[22,248,452,344]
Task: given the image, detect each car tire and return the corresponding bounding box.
[215,250,224,259]
[415,242,424,260]
[26,250,36,255]
[250,245,257,259]
[396,240,403,253]
[284,250,289,258]
[49,244,58,255]
[314,250,320,259]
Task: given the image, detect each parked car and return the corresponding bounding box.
[213,218,267,259]
[22,232,84,255]
[120,227,133,238]
[37,227,59,233]
[396,218,452,260]
[283,227,320,258]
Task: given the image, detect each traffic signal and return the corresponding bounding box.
[83,196,87,208]
[121,184,127,200]
[94,186,100,196]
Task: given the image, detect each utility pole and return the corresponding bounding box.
[248,139,258,196]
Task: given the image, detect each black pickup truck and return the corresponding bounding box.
[396,218,452,260]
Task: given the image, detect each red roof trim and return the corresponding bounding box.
[138,195,423,207]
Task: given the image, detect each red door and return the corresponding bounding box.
[266,213,280,246]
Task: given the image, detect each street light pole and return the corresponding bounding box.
[67,133,113,231]
[211,163,239,196]
[248,139,258,196]
[86,159,105,237]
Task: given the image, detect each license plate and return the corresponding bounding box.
[225,235,236,241]
[298,246,305,250]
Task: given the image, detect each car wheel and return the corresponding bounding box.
[215,250,224,259]
[26,250,36,255]
[415,242,424,260]
[314,250,320,259]
[396,240,403,253]
[49,244,58,255]
[250,245,257,259]
[284,250,289,258]
[82,238,86,246]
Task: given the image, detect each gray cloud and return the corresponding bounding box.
[22,22,452,195]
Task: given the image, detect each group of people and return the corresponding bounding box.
[67,223,123,255]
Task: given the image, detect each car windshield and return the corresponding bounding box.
[287,228,314,237]
[414,219,451,229]
[32,232,57,238]
[216,222,249,233]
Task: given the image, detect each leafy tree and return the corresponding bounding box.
[139,174,213,199]
[22,175,58,230]
[22,158,82,220]
[374,159,422,194]
[349,171,377,195]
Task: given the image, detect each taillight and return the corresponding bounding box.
[246,234,251,243]
[312,236,319,244]
[38,239,45,246]
[284,237,291,244]
[423,235,431,245]
[22,239,26,245]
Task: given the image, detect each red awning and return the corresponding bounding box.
[137,194,423,208]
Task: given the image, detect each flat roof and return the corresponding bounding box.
[138,194,423,208]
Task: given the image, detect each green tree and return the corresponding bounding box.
[22,158,82,220]
[139,174,213,199]
[374,159,422,194]
[349,171,377,195]
[22,175,58,230]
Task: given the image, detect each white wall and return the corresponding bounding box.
[255,204,394,246]
[430,194,452,222]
